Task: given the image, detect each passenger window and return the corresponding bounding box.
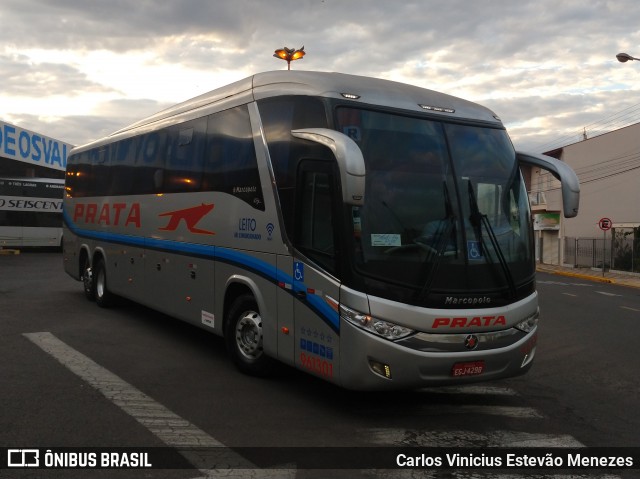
[203,106,264,210]
[164,118,206,193]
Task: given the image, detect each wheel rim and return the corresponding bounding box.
[82,266,93,294]
[235,310,263,360]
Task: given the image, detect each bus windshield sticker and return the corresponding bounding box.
[467,240,483,260]
[371,234,401,247]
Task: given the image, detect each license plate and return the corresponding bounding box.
[452,361,485,377]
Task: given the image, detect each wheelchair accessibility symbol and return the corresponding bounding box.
[467,241,483,260]
[294,262,304,282]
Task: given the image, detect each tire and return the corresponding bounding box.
[93,257,115,308]
[81,257,95,301]
[225,294,272,376]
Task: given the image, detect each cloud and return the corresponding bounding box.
[0,52,112,97]
[9,98,169,146]
[2,0,640,152]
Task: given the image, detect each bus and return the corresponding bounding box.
[62,71,579,390]
[0,177,64,248]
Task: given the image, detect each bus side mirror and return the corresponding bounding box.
[292,128,366,206]
[516,151,580,218]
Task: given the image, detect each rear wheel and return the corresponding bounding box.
[225,294,272,376]
[81,257,95,301]
[93,258,115,308]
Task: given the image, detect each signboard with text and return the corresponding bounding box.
[0,120,72,171]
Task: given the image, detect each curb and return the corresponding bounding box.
[536,267,614,284]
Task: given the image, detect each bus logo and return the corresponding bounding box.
[7,449,39,467]
[464,334,479,350]
[158,203,215,235]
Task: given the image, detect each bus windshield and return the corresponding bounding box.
[336,108,533,304]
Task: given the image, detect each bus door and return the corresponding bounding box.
[292,160,341,383]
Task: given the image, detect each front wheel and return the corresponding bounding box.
[225,294,272,376]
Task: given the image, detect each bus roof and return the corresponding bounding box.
[84,71,502,151]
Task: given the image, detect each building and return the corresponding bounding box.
[528,122,640,268]
[0,120,72,248]
[0,120,71,178]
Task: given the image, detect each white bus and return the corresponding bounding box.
[0,177,64,248]
[63,71,579,390]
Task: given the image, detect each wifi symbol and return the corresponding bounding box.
[266,223,275,237]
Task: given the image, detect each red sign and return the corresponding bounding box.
[598,217,612,231]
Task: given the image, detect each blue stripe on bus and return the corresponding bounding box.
[63,211,340,332]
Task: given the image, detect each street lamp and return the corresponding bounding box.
[274,46,305,70]
[616,52,640,63]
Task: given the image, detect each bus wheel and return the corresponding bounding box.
[225,294,272,376]
[93,258,114,308]
[82,258,95,301]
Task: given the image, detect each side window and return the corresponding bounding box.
[296,167,336,274]
[108,137,137,196]
[134,131,167,195]
[203,106,264,210]
[69,150,93,198]
[92,146,111,196]
[164,118,207,193]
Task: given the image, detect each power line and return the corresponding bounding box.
[528,147,640,192]
[530,101,640,153]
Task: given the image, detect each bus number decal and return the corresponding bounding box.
[300,353,333,378]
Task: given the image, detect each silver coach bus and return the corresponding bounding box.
[62,71,579,390]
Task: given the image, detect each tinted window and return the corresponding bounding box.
[297,170,336,274]
[164,118,207,193]
[203,106,264,210]
[66,105,263,205]
[258,96,330,238]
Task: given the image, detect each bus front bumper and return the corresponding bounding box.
[338,319,537,391]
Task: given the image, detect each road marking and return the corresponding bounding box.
[24,332,293,478]
[428,405,543,419]
[420,385,518,396]
[596,291,622,297]
[359,404,542,419]
[562,292,578,297]
[621,306,640,312]
[364,428,584,447]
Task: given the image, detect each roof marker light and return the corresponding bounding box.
[419,104,455,114]
[341,93,361,99]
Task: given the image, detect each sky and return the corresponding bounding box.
[2,0,640,153]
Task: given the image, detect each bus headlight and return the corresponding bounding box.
[340,304,414,341]
[514,309,539,333]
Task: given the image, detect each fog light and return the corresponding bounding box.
[369,359,392,379]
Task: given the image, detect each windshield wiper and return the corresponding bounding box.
[418,182,456,300]
[467,181,517,298]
